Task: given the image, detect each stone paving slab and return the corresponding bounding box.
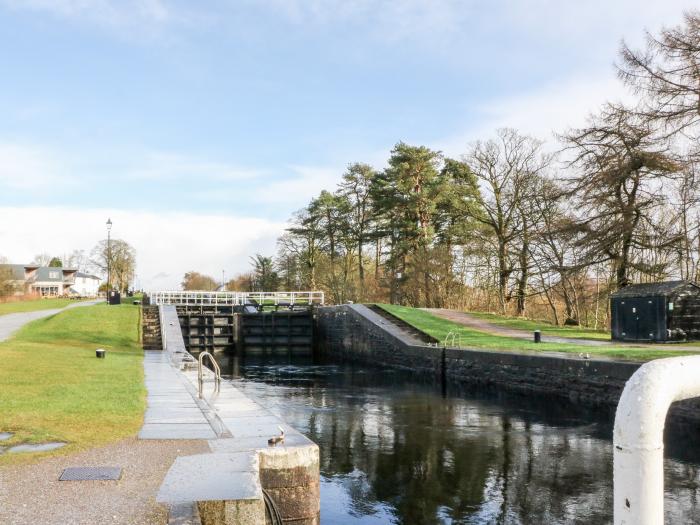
[139,424,217,440]
[157,453,261,504]
[140,350,217,440]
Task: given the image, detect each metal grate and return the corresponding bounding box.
[59,467,122,481]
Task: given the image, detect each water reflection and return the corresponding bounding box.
[218,355,700,524]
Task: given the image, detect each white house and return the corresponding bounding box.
[73,272,101,297]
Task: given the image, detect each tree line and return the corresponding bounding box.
[203,12,700,327]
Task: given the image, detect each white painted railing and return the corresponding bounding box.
[614,355,700,525]
[149,290,325,307]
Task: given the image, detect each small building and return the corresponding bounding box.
[610,281,700,342]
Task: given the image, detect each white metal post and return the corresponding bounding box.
[614,355,700,524]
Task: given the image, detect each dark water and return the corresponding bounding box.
[218,355,700,524]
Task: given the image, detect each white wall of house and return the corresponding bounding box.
[73,275,100,297]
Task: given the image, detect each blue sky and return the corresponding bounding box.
[0,0,697,288]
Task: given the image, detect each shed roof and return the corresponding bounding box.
[611,280,700,298]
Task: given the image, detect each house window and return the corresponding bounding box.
[49,271,59,279]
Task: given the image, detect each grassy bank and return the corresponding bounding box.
[469,312,610,340]
[0,303,145,464]
[0,298,85,316]
[378,304,700,361]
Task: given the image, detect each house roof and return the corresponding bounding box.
[34,267,66,282]
[76,272,100,280]
[611,280,700,298]
[1,264,79,282]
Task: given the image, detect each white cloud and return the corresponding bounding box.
[1,0,172,24]
[126,152,264,183]
[256,165,342,205]
[0,144,73,191]
[434,71,635,158]
[0,0,207,41]
[0,206,284,290]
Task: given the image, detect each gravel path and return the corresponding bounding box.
[0,437,209,525]
[424,308,700,351]
[0,300,101,342]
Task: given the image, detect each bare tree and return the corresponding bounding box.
[618,10,700,136]
[562,104,681,289]
[90,239,136,292]
[0,255,16,297]
[31,253,52,266]
[181,271,218,291]
[338,163,376,290]
[466,128,551,314]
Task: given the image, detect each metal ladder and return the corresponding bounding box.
[197,351,221,398]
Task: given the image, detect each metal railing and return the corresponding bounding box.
[158,305,167,351]
[197,351,221,398]
[443,331,461,348]
[150,290,325,307]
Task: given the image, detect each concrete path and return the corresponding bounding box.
[0,300,101,342]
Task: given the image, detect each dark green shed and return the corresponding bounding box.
[610,281,700,342]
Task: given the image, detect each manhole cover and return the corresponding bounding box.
[59,467,122,481]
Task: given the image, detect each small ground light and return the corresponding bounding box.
[96,348,106,358]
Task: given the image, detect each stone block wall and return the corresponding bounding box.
[315,304,700,426]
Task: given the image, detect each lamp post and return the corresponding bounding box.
[106,218,112,298]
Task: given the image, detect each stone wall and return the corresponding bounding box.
[315,304,700,425]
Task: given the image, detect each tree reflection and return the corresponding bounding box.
[224,356,700,524]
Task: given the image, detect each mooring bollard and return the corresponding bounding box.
[96,348,106,358]
[533,330,541,343]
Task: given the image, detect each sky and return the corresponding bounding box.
[0,0,697,289]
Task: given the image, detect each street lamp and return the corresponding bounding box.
[106,218,112,297]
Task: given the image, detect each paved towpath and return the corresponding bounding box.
[0,300,100,342]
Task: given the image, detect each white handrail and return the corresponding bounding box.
[159,305,167,351]
[197,351,221,399]
[149,290,325,307]
[613,355,700,525]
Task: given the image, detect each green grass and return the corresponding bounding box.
[469,311,611,340]
[0,303,145,464]
[0,298,87,316]
[378,304,700,362]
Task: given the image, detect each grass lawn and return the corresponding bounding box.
[0,298,88,316]
[378,304,700,362]
[469,311,611,341]
[0,303,145,464]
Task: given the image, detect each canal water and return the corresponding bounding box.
[218,355,700,524]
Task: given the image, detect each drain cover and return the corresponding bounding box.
[59,467,122,481]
